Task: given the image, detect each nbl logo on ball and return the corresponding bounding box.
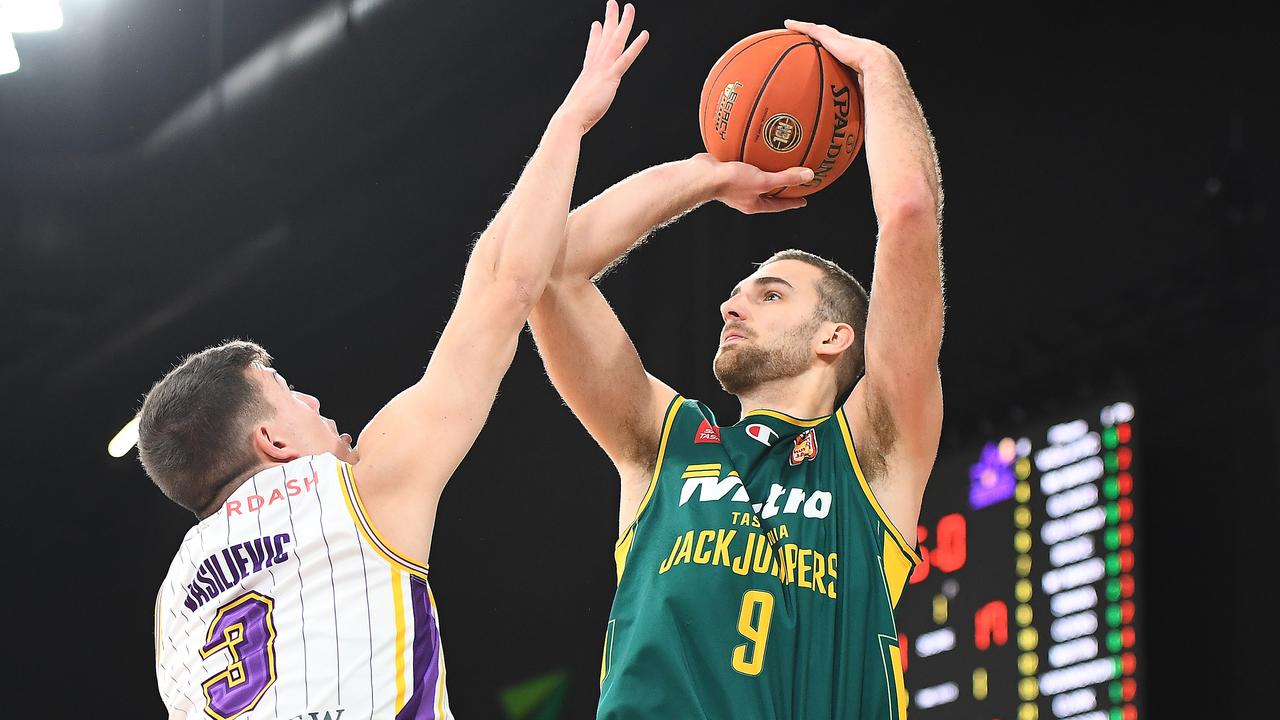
[762,113,802,153]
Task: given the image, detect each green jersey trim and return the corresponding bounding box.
[834,407,924,565]
[741,408,832,427]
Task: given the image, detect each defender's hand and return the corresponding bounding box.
[694,154,813,214]
[560,1,649,135]
[783,19,894,73]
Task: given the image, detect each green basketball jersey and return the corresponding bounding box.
[597,396,921,719]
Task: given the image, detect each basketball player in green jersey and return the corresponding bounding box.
[529,20,942,719]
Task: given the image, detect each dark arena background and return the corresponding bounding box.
[2,1,1274,718]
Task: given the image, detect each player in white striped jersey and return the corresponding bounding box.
[142,4,650,718]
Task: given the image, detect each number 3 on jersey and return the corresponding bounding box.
[731,590,775,675]
[200,592,278,720]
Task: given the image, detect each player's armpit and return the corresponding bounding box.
[844,368,942,546]
[529,278,675,477]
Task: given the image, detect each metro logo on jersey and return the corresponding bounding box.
[790,429,819,465]
[695,419,722,444]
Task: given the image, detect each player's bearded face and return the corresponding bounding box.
[714,316,819,396]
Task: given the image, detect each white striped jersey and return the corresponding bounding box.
[156,453,454,720]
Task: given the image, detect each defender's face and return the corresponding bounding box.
[253,365,357,463]
[714,259,825,395]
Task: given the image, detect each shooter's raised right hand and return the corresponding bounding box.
[559,1,649,135]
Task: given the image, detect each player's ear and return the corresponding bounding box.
[815,321,855,359]
[253,423,296,463]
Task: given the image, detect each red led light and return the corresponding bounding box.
[1117,472,1133,495]
[1117,423,1132,443]
[1122,678,1137,702]
[1118,498,1134,521]
[1122,627,1136,648]
[1123,704,1137,720]
[1120,550,1134,572]
[1117,447,1133,470]
[910,545,930,584]
[918,525,929,543]
[933,513,967,573]
[1121,601,1135,623]
[900,633,909,673]
[974,600,1009,651]
[1122,652,1137,674]
[1119,523,1134,546]
[1120,575,1135,598]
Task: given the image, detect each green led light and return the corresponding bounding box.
[1107,630,1123,653]
[1105,527,1121,550]
[1107,578,1122,601]
[1104,476,1119,499]
[1106,553,1121,576]
[1107,604,1123,626]
[1103,427,1118,449]
[1105,452,1119,472]
[1110,708,1123,720]
[1109,680,1124,704]
[1106,502,1120,524]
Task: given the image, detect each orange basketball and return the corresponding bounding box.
[698,30,864,198]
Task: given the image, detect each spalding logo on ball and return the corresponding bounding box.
[698,29,864,198]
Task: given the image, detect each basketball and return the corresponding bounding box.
[698,29,864,198]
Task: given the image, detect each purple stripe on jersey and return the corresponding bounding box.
[396,576,442,720]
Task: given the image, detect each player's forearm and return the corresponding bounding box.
[861,50,945,371]
[558,155,720,282]
[465,112,585,307]
[860,50,942,231]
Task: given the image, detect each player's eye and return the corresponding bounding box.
[764,291,782,301]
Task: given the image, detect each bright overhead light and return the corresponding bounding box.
[108,415,141,458]
[1,0,63,33]
[0,30,17,76]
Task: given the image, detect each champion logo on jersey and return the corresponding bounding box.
[745,423,779,447]
[694,419,722,444]
[790,429,819,465]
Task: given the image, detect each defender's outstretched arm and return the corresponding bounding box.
[352,2,649,562]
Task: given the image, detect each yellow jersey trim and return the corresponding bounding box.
[743,408,832,427]
[338,461,430,580]
[834,409,923,565]
[392,569,408,713]
[614,394,683,584]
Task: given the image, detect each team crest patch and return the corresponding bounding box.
[695,419,722,444]
[790,429,819,465]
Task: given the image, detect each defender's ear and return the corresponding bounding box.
[252,424,296,463]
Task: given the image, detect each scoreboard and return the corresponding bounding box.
[897,398,1141,720]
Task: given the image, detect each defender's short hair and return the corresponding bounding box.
[762,249,870,397]
[137,340,274,515]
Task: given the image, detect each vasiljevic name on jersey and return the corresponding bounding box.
[182,534,293,611]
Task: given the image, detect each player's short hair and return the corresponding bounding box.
[761,249,869,397]
[137,340,275,515]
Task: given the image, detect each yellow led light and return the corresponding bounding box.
[1016,579,1032,602]
[1015,457,1032,480]
[1014,506,1032,528]
[933,594,948,625]
[1015,531,1032,553]
[973,667,988,700]
[1019,677,1039,701]
[1016,555,1032,577]
[1016,481,1031,503]
[1018,701,1039,720]
[1018,627,1039,651]
[1018,651,1039,675]
[1017,603,1033,627]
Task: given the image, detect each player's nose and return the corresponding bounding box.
[720,295,746,322]
[296,392,321,412]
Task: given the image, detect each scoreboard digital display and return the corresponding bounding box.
[897,398,1141,720]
